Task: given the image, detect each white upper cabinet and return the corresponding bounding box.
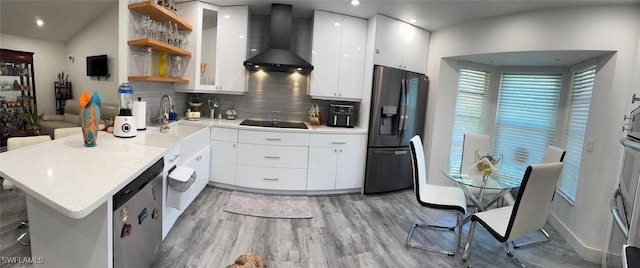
[310,11,367,101]
[175,3,248,94]
[373,15,430,74]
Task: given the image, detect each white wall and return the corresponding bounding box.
[0,34,66,115]
[66,2,120,105]
[426,5,640,262]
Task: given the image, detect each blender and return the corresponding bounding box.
[113,82,137,138]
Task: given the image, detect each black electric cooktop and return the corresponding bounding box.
[239,119,308,129]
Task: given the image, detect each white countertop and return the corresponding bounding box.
[179,117,368,135]
[0,120,363,219]
[0,124,203,219]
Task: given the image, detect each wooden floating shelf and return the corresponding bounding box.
[128,76,189,83]
[129,1,192,31]
[128,38,191,57]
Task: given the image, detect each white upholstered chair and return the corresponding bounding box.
[406,135,467,256]
[2,135,52,246]
[502,145,566,248]
[54,126,82,139]
[462,162,564,267]
[461,133,502,206]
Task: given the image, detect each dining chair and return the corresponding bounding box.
[461,133,503,206]
[54,126,83,139]
[503,145,566,248]
[2,135,52,246]
[406,135,467,256]
[462,162,564,267]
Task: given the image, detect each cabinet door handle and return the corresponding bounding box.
[264,156,281,159]
[168,154,181,163]
[266,138,282,141]
[263,178,279,181]
[331,142,346,145]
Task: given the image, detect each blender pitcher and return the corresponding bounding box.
[113,82,137,138]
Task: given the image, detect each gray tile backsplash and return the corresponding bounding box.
[131,14,359,126]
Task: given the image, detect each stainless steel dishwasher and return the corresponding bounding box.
[113,158,163,268]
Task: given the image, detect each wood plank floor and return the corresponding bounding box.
[1,185,599,268]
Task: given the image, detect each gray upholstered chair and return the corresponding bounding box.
[503,145,566,248]
[406,135,467,256]
[462,162,564,267]
[2,135,52,246]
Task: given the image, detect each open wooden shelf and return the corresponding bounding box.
[128,1,192,30]
[128,38,191,57]
[128,76,189,83]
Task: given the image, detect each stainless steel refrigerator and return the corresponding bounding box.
[364,65,428,194]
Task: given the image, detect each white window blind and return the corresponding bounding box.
[449,68,491,171]
[493,72,562,180]
[558,64,596,202]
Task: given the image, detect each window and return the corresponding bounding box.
[449,67,491,171]
[558,63,596,202]
[493,72,563,180]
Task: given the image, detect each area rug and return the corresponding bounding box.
[223,192,313,219]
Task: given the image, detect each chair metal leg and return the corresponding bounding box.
[513,227,550,248]
[15,222,30,246]
[462,221,477,262]
[506,244,527,267]
[405,212,463,256]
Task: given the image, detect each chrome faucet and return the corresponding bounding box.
[158,95,173,122]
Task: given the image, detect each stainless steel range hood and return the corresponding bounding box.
[243,4,313,74]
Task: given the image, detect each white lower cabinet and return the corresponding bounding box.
[307,133,367,190]
[210,127,238,185]
[181,146,210,206]
[236,165,307,190]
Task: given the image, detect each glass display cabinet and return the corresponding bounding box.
[0,49,37,146]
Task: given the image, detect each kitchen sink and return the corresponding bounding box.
[240,119,308,129]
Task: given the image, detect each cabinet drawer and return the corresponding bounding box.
[210,127,238,142]
[236,165,307,190]
[237,144,308,168]
[309,133,366,147]
[239,130,309,146]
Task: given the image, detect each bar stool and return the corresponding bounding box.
[4,135,52,246]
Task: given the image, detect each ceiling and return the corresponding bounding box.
[2,0,639,44]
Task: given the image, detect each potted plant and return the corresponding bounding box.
[23,108,43,135]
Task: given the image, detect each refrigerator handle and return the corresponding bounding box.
[398,78,408,132]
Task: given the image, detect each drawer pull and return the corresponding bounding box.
[264,156,281,159]
[266,138,282,141]
[168,154,181,163]
[263,178,279,181]
[331,142,346,145]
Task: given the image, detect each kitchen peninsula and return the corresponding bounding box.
[0,120,367,267]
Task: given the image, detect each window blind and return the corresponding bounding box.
[494,72,562,180]
[449,68,491,171]
[558,64,596,202]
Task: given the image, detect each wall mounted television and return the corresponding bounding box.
[86,55,109,77]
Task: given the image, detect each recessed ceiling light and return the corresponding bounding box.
[224,15,230,18]
[334,22,341,26]
[36,18,44,27]
[409,18,416,24]
[351,0,360,6]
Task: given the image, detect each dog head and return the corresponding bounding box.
[234,253,266,268]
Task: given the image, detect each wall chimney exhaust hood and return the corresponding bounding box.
[243,4,314,74]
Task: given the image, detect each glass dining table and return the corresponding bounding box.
[441,165,523,219]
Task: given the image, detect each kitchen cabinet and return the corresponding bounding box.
[0,49,36,146]
[210,127,238,185]
[373,15,430,74]
[174,3,248,94]
[127,1,192,83]
[307,133,367,190]
[236,129,309,191]
[182,146,210,205]
[310,11,367,101]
